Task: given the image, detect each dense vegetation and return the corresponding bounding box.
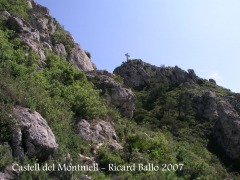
[0,0,240,179]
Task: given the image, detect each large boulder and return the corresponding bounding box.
[213,100,240,161]
[12,106,58,161]
[87,70,136,119]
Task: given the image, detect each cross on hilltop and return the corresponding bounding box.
[125,53,130,61]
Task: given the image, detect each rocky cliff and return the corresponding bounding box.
[114,59,240,168]
[114,59,198,89]
[3,0,95,72]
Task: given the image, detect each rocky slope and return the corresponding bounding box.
[114,59,240,168]
[4,0,95,72]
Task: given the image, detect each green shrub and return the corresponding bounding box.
[52,29,74,55]
[84,50,91,59]
[0,0,29,19]
[0,103,16,142]
[0,144,13,170]
[98,148,124,172]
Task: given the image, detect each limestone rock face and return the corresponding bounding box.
[31,0,49,14]
[68,43,95,72]
[114,60,151,89]
[192,91,218,120]
[4,0,95,71]
[87,70,136,119]
[54,43,67,57]
[12,106,58,161]
[76,119,123,150]
[214,100,240,160]
[7,16,40,53]
[114,60,197,89]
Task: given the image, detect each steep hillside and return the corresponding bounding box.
[0,0,240,180]
[114,59,240,176]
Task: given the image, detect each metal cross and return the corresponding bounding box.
[125,53,130,61]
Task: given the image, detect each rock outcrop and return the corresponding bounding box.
[12,106,58,161]
[4,0,95,72]
[68,43,95,72]
[87,70,136,119]
[76,119,123,150]
[114,60,152,89]
[213,100,240,161]
[114,60,197,89]
[191,91,218,120]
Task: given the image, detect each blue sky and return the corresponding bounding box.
[36,0,240,92]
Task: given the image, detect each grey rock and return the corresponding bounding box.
[48,18,56,34]
[0,172,13,180]
[68,43,95,72]
[7,16,40,53]
[202,91,218,119]
[2,11,11,20]
[114,60,151,88]
[76,119,123,150]
[2,164,17,180]
[110,140,124,150]
[12,106,58,161]
[54,44,67,57]
[7,16,28,33]
[31,1,49,15]
[188,69,197,78]
[36,17,49,32]
[5,3,97,71]
[76,119,118,143]
[214,100,240,160]
[38,49,46,61]
[114,60,197,89]
[87,71,136,118]
[191,91,218,120]
[171,66,187,84]
[42,42,52,52]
